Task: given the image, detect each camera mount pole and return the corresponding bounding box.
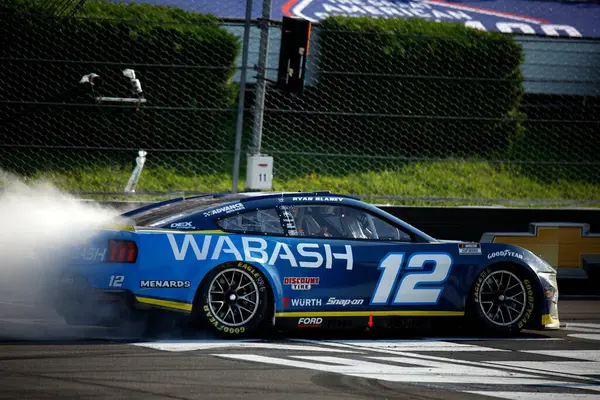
[249,0,272,157]
[231,0,254,194]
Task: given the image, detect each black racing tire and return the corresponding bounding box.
[141,309,184,338]
[469,264,536,335]
[195,262,271,337]
[63,312,92,326]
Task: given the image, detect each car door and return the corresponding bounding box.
[277,204,464,315]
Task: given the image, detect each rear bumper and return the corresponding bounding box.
[53,273,148,326]
[53,273,193,326]
[54,288,146,326]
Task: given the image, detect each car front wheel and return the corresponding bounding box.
[470,265,536,335]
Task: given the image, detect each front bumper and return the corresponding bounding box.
[539,272,560,329]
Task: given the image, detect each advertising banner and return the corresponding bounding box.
[113,0,600,38]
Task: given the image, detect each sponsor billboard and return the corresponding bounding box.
[108,0,600,38]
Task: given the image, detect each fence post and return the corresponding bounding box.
[249,0,272,156]
[231,0,253,194]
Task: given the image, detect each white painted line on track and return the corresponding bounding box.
[323,340,508,351]
[565,327,600,333]
[290,339,509,352]
[367,355,552,379]
[563,327,600,333]
[565,323,600,329]
[521,350,600,362]
[568,334,600,341]
[215,353,572,386]
[427,337,562,341]
[393,352,600,385]
[488,361,600,376]
[563,323,600,338]
[0,301,36,308]
[132,340,360,353]
[291,339,600,384]
[466,391,600,400]
[0,318,64,325]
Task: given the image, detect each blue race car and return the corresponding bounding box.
[55,191,560,336]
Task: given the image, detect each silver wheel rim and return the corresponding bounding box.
[478,270,526,326]
[208,268,259,327]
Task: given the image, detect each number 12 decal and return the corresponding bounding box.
[370,253,453,305]
[109,275,124,287]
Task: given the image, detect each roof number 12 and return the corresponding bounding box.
[370,253,453,305]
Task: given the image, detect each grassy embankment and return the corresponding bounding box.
[27,160,600,206]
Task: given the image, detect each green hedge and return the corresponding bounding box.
[262,16,525,175]
[510,93,600,184]
[0,0,239,173]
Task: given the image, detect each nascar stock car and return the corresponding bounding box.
[55,191,560,337]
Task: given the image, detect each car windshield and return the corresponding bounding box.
[120,194,247,226]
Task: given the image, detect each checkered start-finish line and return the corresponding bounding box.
[132,322,600,399]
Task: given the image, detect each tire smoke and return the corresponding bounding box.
[0,171,119,340]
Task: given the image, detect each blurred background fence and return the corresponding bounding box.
[1,0,599,206]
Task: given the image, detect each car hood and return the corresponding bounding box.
[435,239,556,274]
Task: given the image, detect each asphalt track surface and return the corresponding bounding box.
[1,300,600,400]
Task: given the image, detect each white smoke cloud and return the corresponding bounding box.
[0,171,120,339]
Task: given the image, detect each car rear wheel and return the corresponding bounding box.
[470,265,536,335]
[196,262,270,337]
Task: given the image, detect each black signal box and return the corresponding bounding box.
[276,16,311,93]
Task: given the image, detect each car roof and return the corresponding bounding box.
[235,191,360,202]
[120,191,436,242]
[121,191,358,226]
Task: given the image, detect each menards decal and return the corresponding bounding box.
[283,0,583,37]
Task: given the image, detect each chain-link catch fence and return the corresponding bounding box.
[1,0,598,206]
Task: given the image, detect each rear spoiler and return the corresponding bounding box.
[119,196,185,218]
[98,223,136,232]
[119,192,231,218]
